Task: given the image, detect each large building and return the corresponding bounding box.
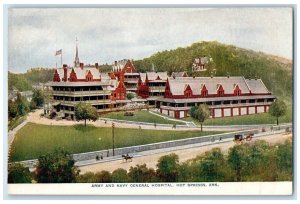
[157,76,276,119]
[48,43,276,120]
[112,59,140,93]
[50,64,115,119]
[192,57,210,72]
[137,72,168,105]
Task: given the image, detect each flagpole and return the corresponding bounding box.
[55,48,57,69]
[61,49,62,66]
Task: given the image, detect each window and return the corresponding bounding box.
[185,91,192,97]
[218,90,224,96]
[235,90,241,95]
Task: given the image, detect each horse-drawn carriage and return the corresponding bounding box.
[233,133,254,144]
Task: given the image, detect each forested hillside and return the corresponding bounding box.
[134,41,293,101]
[8,68,54,91]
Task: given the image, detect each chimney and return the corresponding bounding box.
[95,63,99,69]
[63,64,68,81]
[80,63,84,69]
[114,61,117,66]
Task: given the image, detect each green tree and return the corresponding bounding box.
[36,149,79,183]
[8,163,32,183]
[76,172,96,183]
[196,148,228,182]
[156,153,179,182]
[29,100,37,111]
[126,93,135,100]
[227,144,251,181]
[111,168,129,183]
[8,100,18,119]
[276,139,293,180]
[32,89,45,107]
[75,102,99,126]
[128,164,157,182]
[15,92,29,116]
[190,104,210,131]
[95,170,112,183]
[245,140,278,181]
[178,162,192,182]
[8,72,32,92]
[269,99,287,125]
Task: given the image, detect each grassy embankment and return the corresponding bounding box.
[10,122,223,162]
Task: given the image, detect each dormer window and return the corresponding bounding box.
[201,84,208,97]
[217,84,224,96]
[86,70,93,81]
[218,90,224,96]
[185,91,192,97]
[184,84,193,98]
[234,84,242,96]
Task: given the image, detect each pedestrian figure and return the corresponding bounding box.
[219,136,222,141]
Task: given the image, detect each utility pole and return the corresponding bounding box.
[112,122,115,156]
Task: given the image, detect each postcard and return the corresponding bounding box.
[6,6,293,195]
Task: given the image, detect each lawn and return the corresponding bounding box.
[183,105,293,126]
[10,123,223,162]
[101,110,185,125]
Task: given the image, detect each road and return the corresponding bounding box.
[78,132,292,174]
[26,109,287,132]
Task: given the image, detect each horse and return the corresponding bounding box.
[122,154,133,162]
[245,134,254,141]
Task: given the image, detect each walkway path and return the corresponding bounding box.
[26,109,284,132]
[148,110,193,124]
[8,117,28,149]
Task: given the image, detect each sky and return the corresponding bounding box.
[8,7,293,73]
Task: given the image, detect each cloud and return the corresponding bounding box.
[8,7,293,73]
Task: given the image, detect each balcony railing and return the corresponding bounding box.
[52,90,111,96]
[149,87,165,92]
[54,99,112,105]
[124,78,139,82]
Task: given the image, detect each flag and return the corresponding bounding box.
[55,49,62,56]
